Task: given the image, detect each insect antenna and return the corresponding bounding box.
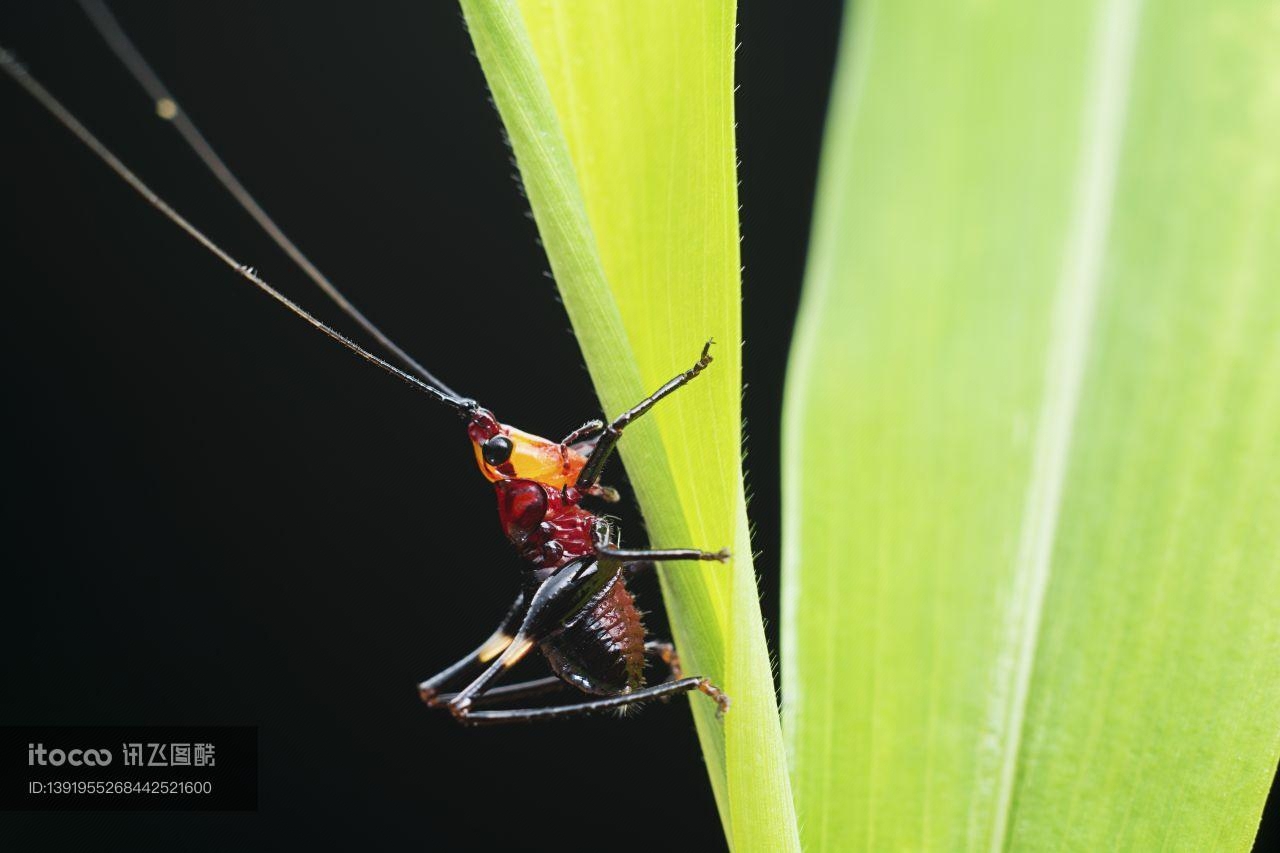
[0,47,475,415]
[76,0,465,402]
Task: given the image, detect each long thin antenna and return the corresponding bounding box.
[76,0,464,400]
[1,48,474,415]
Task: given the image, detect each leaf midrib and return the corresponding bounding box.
[986,1,1145,849]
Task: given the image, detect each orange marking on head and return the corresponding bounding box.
[472,425,586,488]
[466,409,586,489]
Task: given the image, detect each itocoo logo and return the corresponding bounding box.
[27,743,113,766]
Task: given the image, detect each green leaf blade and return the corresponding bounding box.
[459,2,798,849]
[1005,1,1280,847]
[784,0,1280,850]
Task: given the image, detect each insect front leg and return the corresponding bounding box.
[418,592,526,707]
[558,420,621,501]
[575,340,714,490]
[560,419,604,447]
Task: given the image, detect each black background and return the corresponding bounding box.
[1,3,1274,852]
[0,2,839,850]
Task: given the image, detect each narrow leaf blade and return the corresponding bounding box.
[460,2,799,848]
[783,1,1280,850]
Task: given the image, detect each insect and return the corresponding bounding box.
[415,343,731,724]
[3,1,730,725]
[415,348,731,724]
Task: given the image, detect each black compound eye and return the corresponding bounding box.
[482,436,514,466]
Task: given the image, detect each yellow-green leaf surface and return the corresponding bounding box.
[783,0,1280,850]
[459,2,798,849]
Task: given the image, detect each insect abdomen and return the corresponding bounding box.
[540,570,646,695]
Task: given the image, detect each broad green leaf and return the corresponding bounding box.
[783,0,1280,850]
[459,2,798,849]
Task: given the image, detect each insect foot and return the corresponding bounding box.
[698,679,731,719]
[714,548,732,563]
[417,683,441,707]
[447,698,473,724]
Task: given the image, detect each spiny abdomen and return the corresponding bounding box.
[540,571,647,695]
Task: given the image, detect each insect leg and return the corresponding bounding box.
[433,676,571,707]
[558,421,621,501]
[457,677,731,726]
[645,640,684,679]
[444,631,544,719]
[446,558,614,722]
[575,340,714,489]
[443,641,694,708]
[588,484,622,503]
[560,419,604,446]
[591,514,729,565]
[597,545,731,564]
[418,592,526,707]
[443,623,699,717]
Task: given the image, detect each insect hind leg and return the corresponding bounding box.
[418,592,526,707]
[454,676,730,726]
[645,640,728,711]
[645,640,683,679]
[431,675,571,708]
